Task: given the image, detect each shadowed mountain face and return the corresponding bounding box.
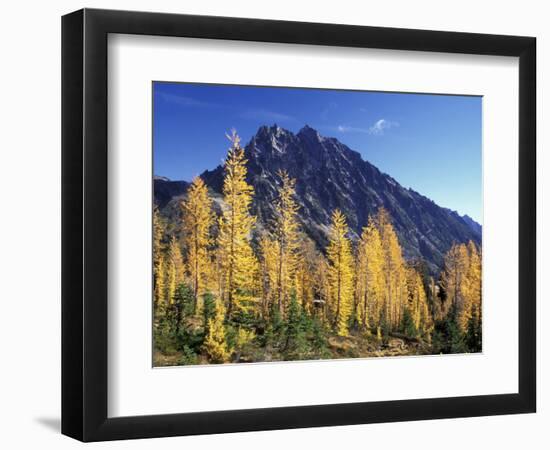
[155,124,481,272]
[153,176,189,210]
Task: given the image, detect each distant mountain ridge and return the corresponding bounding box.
[154,178,189,210]
[155,124,481,272]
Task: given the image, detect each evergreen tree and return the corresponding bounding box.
[401,306,417,338]
[311,317,329,358]
[447,315,468,354]
[202,292,216,328]
[173,283,193,333]
[283,293,308,359]
[466,303,482,352]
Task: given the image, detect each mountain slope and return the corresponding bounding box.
[461,214,483,236]
[154,176,189,209]
[156,125,481,272]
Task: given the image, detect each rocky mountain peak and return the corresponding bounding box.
[297,124,323,141]
[156,124,481,273]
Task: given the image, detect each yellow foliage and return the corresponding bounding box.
[155,255,166,310]
[236,327,256,348]
[259,236,278,317]
[406,267,432,336]
[440,240,482,333]
[153,130,482,360]
[467,240,482,331]
[153,204,164,268]
[217,130,259,316]
[271,170,301,316]
[181,176,214,313]
[203,299,231,363]
[327,209,355,336]
[166,235,185,305]
[355,217,385,330]
[314,255,331,323]
[166,261,176,306]
[441,242,471,331]
[153,205,165,309]
[294,238,317,314]
[376,207,407,331]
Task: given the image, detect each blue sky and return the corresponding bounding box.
[153,82,482,222]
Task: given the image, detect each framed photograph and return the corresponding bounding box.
[62,8,536,442]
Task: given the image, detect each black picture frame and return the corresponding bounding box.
[61,8,536,442]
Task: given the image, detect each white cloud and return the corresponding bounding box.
[335,119,398,135]
[368,118,399,135]
[337,125,354,133]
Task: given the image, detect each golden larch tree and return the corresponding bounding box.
[259,235,278,318]
[217,130,258,316]
[271,170,300,316]
[406,267,432,336]
[203,299,231,363]
[376,207,407,331]
[441,242,471,331]
[294,238,317,314]
[153,204,164,267]
[355,217,385,331]
[181,176,214,314]
[153,205,165,308]
[154,255,166,312]
[166,261,176,307]
[314,254,331,322]
[467,240,482,331]
[326,209,355,336]
[166,235,185,305]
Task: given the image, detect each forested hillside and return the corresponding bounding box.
[153,131,482,366]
